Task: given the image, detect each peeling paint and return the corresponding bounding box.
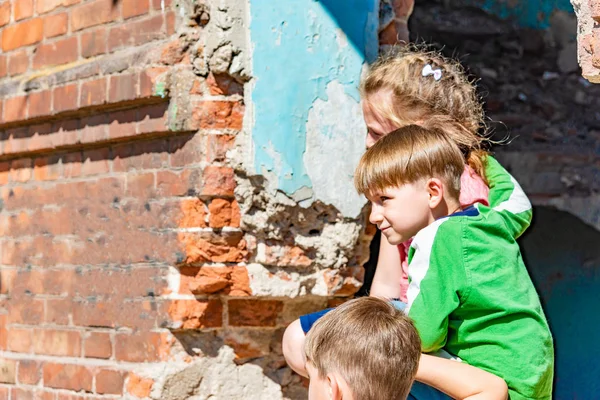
[304,80,366,217]
[248,0,378,203]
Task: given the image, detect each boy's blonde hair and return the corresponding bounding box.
[354,125,464,200]
[360,44,488,181]
[304,297,421,400]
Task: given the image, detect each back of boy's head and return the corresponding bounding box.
[354,125,464,200]
[304,297,421,400]
[360,44,488,179]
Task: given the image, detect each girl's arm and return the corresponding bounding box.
[416,354,508,400]
[369,234,403,299]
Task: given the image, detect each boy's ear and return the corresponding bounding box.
[327,373,343,400]
[426,178,444,209]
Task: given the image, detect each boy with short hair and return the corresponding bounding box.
[354,125,554,400]
[305,296,510,400]
[304,296,421,400]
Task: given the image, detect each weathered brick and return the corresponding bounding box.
[208,198,240,228]
[114,332,169,362]
[28,90,52,118]
[159,39,185,65]
[139,67,168,98]
[52,84,79,113]
[201,166,235,196]
[10,158,33,183]
[81,27,107,58]
[14,0,34,21]
[228,299,284,327]
[151,0,173,10]
[2,18,44,51]
[156,169,199,197]
[7,50,29,76]
[0,55,6,78]
[206,73,243,96]
[33,157,62,181]
[166,10,175,35]
[80,78,107,107]
[84,332,112,359]
[28,124,54,152]
[191,101,244,130]
[71,0,118,31]
[179,198,207,228]
[123,0,150,19]
[5,96,28,123]
[0,359,16,384]
[80,114,108,144]
[18,360,41,385]
[206,134,235,162]
[43,363,93,392]
[33,36,79,69]
[223,329,274,360]
[8,296,44,324]
[167,299,223,329]
[108,108,137,139]
[169,133,204,167]
[187,266,251,296]
[96,369,125,395]
[126,373,154,398]
[108,73,138,103]
[0,2,10,27]
[7,328,33,353]
[33,329,81,357]
[45,298,71,325]
[126,172,156,198]
[44,12,69,38]
[37,0,80,14]
[108,15,164,52]
[178,230,247,264]
[112,138,169,172]
[263,245,312,268]
[81,148,110,175]
[137,102,169,133]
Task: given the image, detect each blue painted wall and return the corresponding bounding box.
[249,0,378,197]
[466,0,574,29]
[520,207,600,399]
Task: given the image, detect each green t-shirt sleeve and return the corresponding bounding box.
[484,156,532,239]
[407,220,467,353]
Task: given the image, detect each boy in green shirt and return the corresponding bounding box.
[355,125,554,399]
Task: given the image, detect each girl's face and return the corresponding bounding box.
[362,92,398,148]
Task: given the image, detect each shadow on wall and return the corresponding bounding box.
[319,0,378,62]
[520,206,600,398]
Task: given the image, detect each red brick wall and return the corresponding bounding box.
[0,0,259,398]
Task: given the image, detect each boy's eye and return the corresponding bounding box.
[380,196,390,202]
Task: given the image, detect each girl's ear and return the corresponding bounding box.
[426,178,444,209]
[327,373,343,400]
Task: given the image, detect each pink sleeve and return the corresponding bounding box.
[459,165,489,207]
[397,240,411,303]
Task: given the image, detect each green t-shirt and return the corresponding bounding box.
[407,157,554,400]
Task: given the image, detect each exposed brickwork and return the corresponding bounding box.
[0,1,269,398]
[0,0,365,398]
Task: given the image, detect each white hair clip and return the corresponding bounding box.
[422,64,442,81]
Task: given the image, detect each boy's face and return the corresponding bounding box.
[368,182,432,245]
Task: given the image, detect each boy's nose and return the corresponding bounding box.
[369,203,383,225]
